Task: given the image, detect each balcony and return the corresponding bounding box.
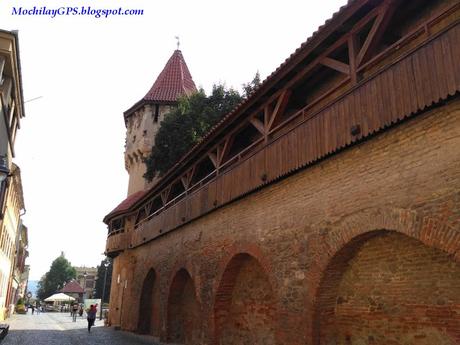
[105,230,127,257]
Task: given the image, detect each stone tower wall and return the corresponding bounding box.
[124,104,173,195]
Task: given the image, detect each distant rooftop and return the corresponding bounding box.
[60,280,84,294]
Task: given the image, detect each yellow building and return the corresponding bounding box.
[0,164,24,319]
[74,266,97,299]
[14,224,29,302]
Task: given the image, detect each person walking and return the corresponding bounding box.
[86,304,97,332]
[72,303,78,322]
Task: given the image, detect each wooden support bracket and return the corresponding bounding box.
[249,117,265,135]
[160,186,171,205]
[321,57,350,75]
[356,1,397,66]
[180,167,195,190]
[208,152,218,168]
[267,89,290,131]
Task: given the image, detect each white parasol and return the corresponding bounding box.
[44,293,75,302]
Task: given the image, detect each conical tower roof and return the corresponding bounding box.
[144,50,196,102]
[124,50,196,117]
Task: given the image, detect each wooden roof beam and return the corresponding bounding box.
[285,2,383,90]
[356,0,398,66]
[348,34,359,84]
[144,202,152,216]
[180,167,195,190]
[267,89,290,132]
[160,185,171,205]
[218,135,234,165]
[208,152,218,168]
[249,117,265,135]
[320,57,350,75]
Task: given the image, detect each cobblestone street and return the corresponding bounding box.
[2,311,160,345]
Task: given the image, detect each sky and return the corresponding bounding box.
[0,0,347,280]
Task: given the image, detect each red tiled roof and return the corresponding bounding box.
[105,190,147,220]
[124,50,197,118]
[60,280,84,293]
[144,50,196,103]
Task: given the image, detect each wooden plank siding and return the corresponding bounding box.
[106,232,127,254]
[118,22,460,252]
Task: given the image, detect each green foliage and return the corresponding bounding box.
[242,71,261,98]
[94,258,112,303]
[36,253,76,300]
[15,303,26,314]
[15,298,26,314]
[144,84,244,181]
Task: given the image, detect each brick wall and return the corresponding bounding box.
[138,269,160,336]
[315,231,460,344]
[109,97,460,344]
[167,269,201,344]
[215,254,276,345]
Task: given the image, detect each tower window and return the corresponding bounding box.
[154,104,160,122]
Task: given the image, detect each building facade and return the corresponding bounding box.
[0,164,25,319]
[0,29,24,212]
[0,29,27,320]
[17,264,29,303]
[74,266,97,299]
[12,222,28,305]
[104,1,460,344]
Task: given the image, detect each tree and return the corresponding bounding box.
[94,258,113,303]
[242,71,261,98]
[144,84,243,181]
[36,253,76,300]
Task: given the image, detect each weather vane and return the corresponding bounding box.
[175,36,180,50]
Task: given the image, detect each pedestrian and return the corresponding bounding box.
[78,304,83,317]
[72,303,78,322]
[86,304,97,332]
[31,304,35,315]
[35,302,40,315]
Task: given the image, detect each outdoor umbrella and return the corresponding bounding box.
[44,293,75,302]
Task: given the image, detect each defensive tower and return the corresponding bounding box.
[123,50,196,195]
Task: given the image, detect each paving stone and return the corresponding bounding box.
[2,310,160,345]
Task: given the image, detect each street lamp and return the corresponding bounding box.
[99,259,110,320]
[0,155,10,219]
[0,155,9,182]
[83,271,87,301]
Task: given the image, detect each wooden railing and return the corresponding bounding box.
[106,231,126,255]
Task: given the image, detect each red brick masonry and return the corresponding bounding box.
[109,98,460,344]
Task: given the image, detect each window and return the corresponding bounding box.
[154,104,160,122]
